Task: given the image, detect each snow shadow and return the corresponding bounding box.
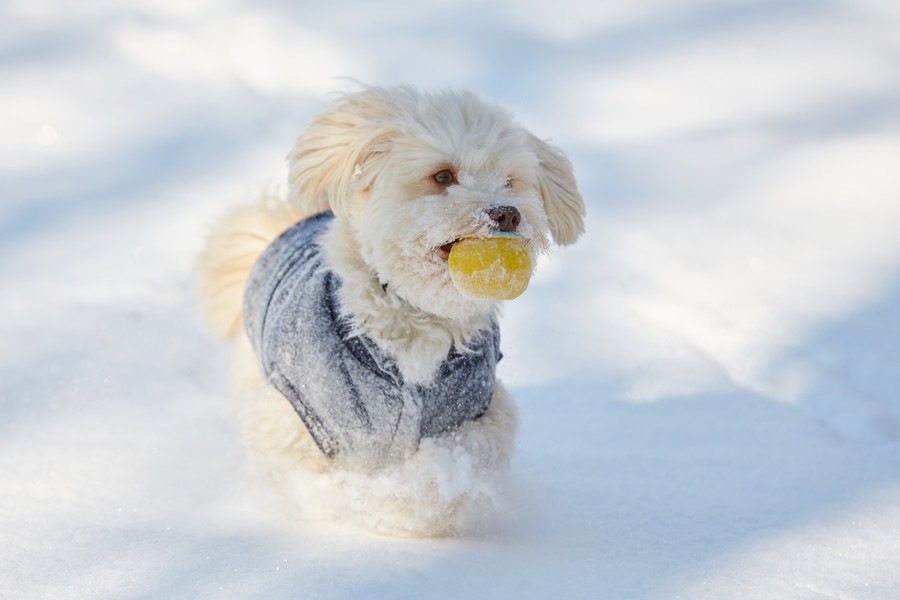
[781,275,900,454]
[502,380,900,598]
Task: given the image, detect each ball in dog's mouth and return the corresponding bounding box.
[445,233,532,300]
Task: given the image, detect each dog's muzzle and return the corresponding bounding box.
[436,205,522,261]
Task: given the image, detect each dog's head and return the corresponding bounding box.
[287,85,585,320]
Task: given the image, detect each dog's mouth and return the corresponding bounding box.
[436,240,459,261]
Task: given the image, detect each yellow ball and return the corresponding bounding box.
[448,234,532,300]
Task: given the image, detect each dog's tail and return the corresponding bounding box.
[198,194,305,339]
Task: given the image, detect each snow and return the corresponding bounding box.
[2,0,900,598]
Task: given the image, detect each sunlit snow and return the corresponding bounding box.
[2,0,899,598]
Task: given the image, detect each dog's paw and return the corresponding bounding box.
[281,382,519,537]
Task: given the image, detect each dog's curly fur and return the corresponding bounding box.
[199,85,584,536]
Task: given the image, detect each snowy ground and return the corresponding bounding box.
[3,0,900,598]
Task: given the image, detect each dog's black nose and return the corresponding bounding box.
[487,205,521,233]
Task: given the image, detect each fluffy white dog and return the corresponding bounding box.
[199,85,584,536]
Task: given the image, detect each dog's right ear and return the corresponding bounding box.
[287,88,404,216]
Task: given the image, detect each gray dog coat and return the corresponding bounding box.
[243,211,500,464]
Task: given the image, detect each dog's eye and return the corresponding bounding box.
[432,169,456,187]
[504,177,514,189]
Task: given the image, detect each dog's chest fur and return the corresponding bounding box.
[244,211,501,464]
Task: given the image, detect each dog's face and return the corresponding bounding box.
[288,86,585,320]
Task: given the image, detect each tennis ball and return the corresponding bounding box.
[448,233,532,300]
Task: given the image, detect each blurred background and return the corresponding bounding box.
[6,0,900,430]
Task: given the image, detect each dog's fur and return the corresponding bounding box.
[199,85,584,536]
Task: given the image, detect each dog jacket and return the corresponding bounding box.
[244,211,499,464]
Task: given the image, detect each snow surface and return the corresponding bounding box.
[3,0,900,598]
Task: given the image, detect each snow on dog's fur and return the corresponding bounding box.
[199,85,584,536]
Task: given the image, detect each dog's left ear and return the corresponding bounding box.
[528,134,585,246]
[287,88,401,217]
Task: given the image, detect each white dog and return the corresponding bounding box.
[199,85,584,536]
